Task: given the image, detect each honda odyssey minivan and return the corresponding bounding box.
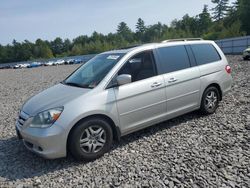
[16,39,232,160]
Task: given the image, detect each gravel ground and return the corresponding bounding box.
[0,55,249,188]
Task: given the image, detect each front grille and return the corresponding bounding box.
[17,111,29,127]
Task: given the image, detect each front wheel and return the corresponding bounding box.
[68,118,113,161]
[200,86,220,115]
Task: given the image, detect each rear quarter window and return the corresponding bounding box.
[191,43,221,65]
[157,45,191,73]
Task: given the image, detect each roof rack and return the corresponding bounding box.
[161,38,203,43]
[119,44,142,49]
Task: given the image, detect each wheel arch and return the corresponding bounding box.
[204,83,222,101]
[67,114,121,151]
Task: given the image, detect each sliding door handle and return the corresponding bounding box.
[168,78,178,83]
[151,82,162,88]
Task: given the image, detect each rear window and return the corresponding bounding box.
[191,43,221,65]
[157,45,190,73]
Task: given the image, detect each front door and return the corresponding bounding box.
[114,50,166,134]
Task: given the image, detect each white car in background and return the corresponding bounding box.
[243,47,250,60]
[54,59,65,65]
[21,63,29,68]
[14,64,21,69]
[44,61,54,66]
[14,63,29,69]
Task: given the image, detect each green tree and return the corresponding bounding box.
[203,21,226,39]
[198,5,212,34]
[73,35,88,45]
[90,31,105,43]
[50,37,64,56]
[237,0,250,34]
[136,18,146,34]
[136,18,147,42]
[33,39,53,59]
[223,4,239,26]
[0,44,8,63]
[211,0,229,21]
[71,43,84,55]
[181,14,199,36]
[63,39,71,53]
[19,40,34,61]
[219,19,245,38]
[144,22,165,42]
[117,22,133,42]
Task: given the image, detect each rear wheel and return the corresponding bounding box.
[68,118,113,161]
[200,86,220,115]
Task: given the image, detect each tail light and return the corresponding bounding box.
[225,65,231,74]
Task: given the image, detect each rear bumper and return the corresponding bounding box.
[16,122,67,159]
[221,74,233,97]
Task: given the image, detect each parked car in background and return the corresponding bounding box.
[21,63,29,68]
[16,39,232,161]
[28,62,42,68]
[73,59,83,64]
[2,65,13,69]
[14,63,29,69]
[53,59,65,66]
[64,59,75,65]
[243,46,250,60]
[44,61,54,66]
[14,64,21,69]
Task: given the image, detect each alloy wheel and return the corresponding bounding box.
[79,125,106,153]
[205,91,217,110]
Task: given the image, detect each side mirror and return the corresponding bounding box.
[116,74,132,86]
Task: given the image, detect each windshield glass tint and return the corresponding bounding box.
[64,53,124,88]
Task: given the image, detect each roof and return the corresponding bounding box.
[102,38,213,54]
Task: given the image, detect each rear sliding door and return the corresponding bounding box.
[156,45,201,118]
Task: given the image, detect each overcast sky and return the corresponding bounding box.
[0,0,234,45]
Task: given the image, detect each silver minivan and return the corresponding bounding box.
[16,39,232,160]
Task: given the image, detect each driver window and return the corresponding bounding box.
[118,51,157,82]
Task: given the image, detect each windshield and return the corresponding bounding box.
[63,53,124,88]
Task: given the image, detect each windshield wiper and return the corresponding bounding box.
[61,81,93,89]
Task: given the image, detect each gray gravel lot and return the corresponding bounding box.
[0,55,249,188]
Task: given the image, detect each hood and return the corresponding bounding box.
[22,83,91,116]
[244,48,250,52]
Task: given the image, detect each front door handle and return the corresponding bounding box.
[151,82,162,88]
[168,78,178,83]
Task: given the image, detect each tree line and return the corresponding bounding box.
[0,0,249,64]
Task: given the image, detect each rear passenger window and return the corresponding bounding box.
[157,45,190,73]
[191,44,221,65]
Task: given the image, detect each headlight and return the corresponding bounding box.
[29,107,63,128]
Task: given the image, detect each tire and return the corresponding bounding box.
[68,118,113,161]
[200,86,220,115]
[243,57,247,60]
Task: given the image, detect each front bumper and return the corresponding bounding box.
[16,121,68,159]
